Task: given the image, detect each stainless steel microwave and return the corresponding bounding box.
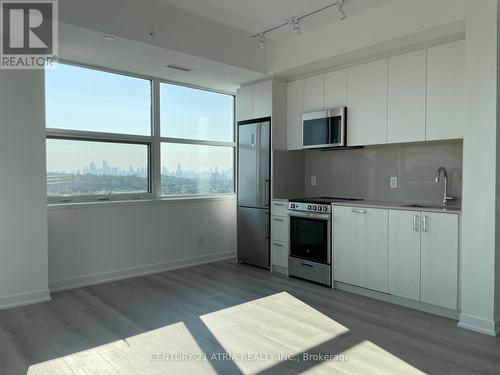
[302,107,346,149]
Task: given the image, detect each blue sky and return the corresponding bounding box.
[45,63,234,173]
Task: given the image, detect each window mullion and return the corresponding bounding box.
[152,78,162,198]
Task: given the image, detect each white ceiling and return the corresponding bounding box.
[147,0,396,36]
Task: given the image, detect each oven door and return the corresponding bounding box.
[289,212,331,264]
[302,107,346,149]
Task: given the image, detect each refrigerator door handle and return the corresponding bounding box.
[265,211,270,239]
[264,179,270,207]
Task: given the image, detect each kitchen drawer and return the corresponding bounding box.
[271,215,289,243]
[271,241,289,274]
[271,200,289,216]
[289,257,331,286]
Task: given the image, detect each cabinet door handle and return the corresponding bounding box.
[413,215,419,232]
[352,209,366,214]
[273,217,285,222]
[422,215,428,232]
[273,242,284,247]
[273,203,286,207]
[301,263,314,268]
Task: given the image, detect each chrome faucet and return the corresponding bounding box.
[434,167,454,205]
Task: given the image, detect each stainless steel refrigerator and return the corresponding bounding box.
[237,118,271,269]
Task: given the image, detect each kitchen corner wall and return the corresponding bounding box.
[305,140,462,204]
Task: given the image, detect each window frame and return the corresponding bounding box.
[45,60,236,204]
[158,79,236,198]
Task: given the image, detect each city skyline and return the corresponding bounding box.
[48,159,233,179]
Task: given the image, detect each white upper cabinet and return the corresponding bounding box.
[303,74,325,112]
[236,85,253,122]
[426,40,465,140]
[388,210,421,300]
[387,50,427,143]
[347,60,388,146]
[420,212,459,310]
[236,80,273,122]
[253,80,273,119]
[325,69,348,108]
[286,79,304,150]
[284,40,464,148]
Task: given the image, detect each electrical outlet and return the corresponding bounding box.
[197,235,203,246]
[311,176,317,186]
[390,177,398,189]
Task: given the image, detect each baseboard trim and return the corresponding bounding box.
[50,251,236,292]
[335,282,459,320]
[0,289,51,311]
[458,313,498,336]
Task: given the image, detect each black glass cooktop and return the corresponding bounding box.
[289,197,364,204]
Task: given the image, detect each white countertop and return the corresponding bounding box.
[330,200,461,214]
[274,197,461,214]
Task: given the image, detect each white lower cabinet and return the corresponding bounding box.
[271,215,289,243]
[336,206,460,311]
[333,206,389,292]
[270,200,289,274]
[271,241,289,274]
[420,212,459,310]
[388,209,459,310]
[388,210,421,300]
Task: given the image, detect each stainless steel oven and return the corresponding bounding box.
[288,201,332,287]
[302,107,346,149]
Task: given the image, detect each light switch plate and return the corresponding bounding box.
[311,176,317,186]
[390,177,398,189]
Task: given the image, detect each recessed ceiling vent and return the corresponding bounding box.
[166,64,192,72]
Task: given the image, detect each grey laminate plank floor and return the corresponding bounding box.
[0,260,499,375]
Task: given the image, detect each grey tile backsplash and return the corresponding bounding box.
[304,140,462,205]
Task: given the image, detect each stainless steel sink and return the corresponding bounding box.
[400,203,460,211]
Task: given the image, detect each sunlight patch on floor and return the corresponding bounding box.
[28,321,218,374]
[200,291,351,374]
[323,339,426,375]
[27,291,426,374]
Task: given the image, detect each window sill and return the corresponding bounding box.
[47,194,237,210]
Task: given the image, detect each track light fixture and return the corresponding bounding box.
[252,1,347,46]
[338,0,346,20]
[258,32,265,49]
[291,17,300,34]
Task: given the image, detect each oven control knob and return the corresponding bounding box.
[307,205,311,210]
[290,203,295,209]
[311,206,316,210]
[323,207,327,211]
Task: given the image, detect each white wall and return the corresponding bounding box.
[0,70,49,309]
[48,198,237,291]
[458,0,499,336]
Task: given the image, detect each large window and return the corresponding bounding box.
[159,83,235,196]
[160,83,234,141]
[46,63,151,135]
[161,144,233,195]
[47,139,149,197]
[45,62,235,203]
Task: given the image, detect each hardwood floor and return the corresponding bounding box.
[0,260,499,374]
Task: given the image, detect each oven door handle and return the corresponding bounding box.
[287,211,331,220]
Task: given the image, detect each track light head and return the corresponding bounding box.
[258,32,265,49]
[292,17,301,34]
[338,0,346,20]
